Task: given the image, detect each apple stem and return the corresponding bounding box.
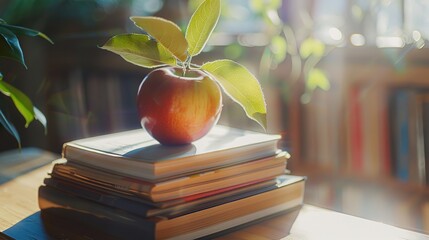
[182,65,187,76]
[181,56,193,76]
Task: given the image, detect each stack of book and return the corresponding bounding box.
[38,125,305,239]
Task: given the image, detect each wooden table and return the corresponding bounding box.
[1,163,429,240]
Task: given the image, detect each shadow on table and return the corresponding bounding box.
[0,148,59,185]
[3,206,302,240]
[4,211,118,240]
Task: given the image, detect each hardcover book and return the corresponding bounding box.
[62,125,281,180]
[39,175,305,240]
[43,176,279,218]
[50,152,288,202]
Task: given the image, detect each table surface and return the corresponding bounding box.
[1,163,429,240]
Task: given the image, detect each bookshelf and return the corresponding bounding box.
[284,46,429,233]
[287,46,429,178]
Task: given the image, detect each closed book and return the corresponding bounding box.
[51,152,287,202]
[62,125,281,180]
[43,175,300,218]
[43,176,278,218]
[39,176,305,240]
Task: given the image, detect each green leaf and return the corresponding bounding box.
[100,34,176,68]
[223,43,244,60]
[0,26,26,68]
[300,38,325,59]
[270,35,287,63]
[0,80,35,127]
[34,106,47,134]
[130,16,188,62]
[0,23,53,44]
[250,0,265,12]
[251,0,282,12]
[186,0,220,57]
[202,59,267,130]
[0,109,21,147]
[306,68,330,91]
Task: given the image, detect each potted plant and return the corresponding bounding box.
[0,19,52,147]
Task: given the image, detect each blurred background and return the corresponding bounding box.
[1,0,429,234]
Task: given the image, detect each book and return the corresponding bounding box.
[43,176,279,218]
[62,125,281,180]
[39,175,305,240]
[389,89,427,183]
[416,92,429,184]
[348,85,364,173]
[390,89,411,181]
[50,153,287,202]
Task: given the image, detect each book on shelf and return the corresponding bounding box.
[50,152,288,202]
[346,82,392,177]
[421,94,429,184]
[391,89,414,181]
[62,125,281,180]
[389,88,429,184]
[348,85,364,173]
[39,175,305,240]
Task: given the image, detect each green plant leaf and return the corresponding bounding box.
[250,0,265,12]
[34,106,47,134]
[306,68,330,91]
[270,35,287,63]
[0,23,53,44]
[100,34,176,68]
[251,0,281,12]
[0,109,21,147]
[186,0,220,57]
[300,38,325,59]
[0,80,35,127]
[0,26,26,68]
[130,16,188,62]
[202,59,267,130]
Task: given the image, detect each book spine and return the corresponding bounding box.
[379,87,392,176]
[415,93,428,184]
[156,180,305,239]
[38,186,157,240]
[53,163,154,193]
[349,85,363,173]
[44,177,153,218]
[151,162,286,202]
[392,90,411,181]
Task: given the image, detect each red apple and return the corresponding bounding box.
[137,67,222,145]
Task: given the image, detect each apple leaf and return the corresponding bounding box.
[0,109,20,147]
[100,34,176,68]
[131,16,188,62]
[0,80,35,127]
[186,0,220,57]
[202,59,267,130]
[0,26,26,68]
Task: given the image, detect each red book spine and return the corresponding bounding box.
[350,86,363,172]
